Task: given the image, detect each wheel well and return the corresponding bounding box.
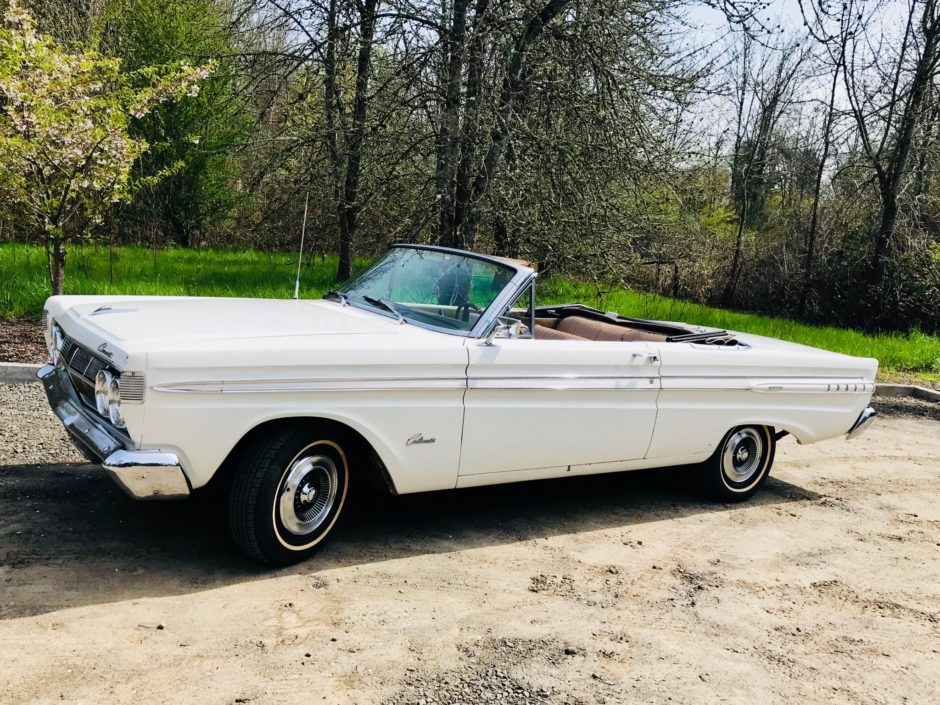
[200,417,397,498]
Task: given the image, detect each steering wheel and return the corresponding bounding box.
[455,300,482,322]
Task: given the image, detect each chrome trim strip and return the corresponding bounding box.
[103,450,191,499]
[152,374,875,394]
[153,382,468,394]
[152,373,664,394]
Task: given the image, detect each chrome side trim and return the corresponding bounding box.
[751,381,875,393]
[103,450,191,499]
[846,407,877,440]
[152,374,876,395]
[661,377,875,393]
[469,377,658,391]
[152,377,468,394]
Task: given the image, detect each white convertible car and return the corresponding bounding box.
[39,244,877,564]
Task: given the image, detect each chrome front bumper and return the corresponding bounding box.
[846,406,877,440]
[38,364,190,499]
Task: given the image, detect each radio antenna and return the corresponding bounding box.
[293,191,310,300]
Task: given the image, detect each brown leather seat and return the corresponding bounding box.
[534,324,581,341]
[555,316,668,342]
[556,317,608,340]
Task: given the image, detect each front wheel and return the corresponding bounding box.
[699,425,775,502]
[228,424,350,565]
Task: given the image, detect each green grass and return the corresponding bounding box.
[2,242,939,378]
[0,242,360,315]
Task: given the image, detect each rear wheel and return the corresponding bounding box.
[228,424,350,565]
[699,425,775,502]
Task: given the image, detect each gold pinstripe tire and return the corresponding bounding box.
[228,424,350,565]
[700,425,775,502]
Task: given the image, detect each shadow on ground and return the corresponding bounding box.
[0,461,819,619]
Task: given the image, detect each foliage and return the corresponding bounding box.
[0,0,211,292]
[1,0,940,338]
[98,0,253,247]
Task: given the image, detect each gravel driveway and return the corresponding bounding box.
[1,382,938,705]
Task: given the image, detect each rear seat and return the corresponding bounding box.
[555,316,668,342]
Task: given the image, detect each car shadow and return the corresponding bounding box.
[0,461,820,619]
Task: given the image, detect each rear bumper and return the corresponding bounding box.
[38,364,190,499]
[846,406,877,440]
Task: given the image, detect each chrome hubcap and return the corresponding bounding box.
[299,482,317,505]
[721,429,764,485]
[278,454,338,536]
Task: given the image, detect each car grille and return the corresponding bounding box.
[60,337,109,389]
[59,336,145,411]
[41,309,48,331]
[118,373,145,402]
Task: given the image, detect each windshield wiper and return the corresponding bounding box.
[323,290,348,306]
[362,295,405,323]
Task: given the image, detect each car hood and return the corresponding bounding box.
[50,296,404,358]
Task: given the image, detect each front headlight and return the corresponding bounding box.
[107,376,125,428]
[95,369,113,417]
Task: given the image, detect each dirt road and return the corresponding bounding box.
[1,383,938,705]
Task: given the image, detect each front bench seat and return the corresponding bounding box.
[534,324,582,341]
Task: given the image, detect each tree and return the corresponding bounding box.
[337,0,380,280]
[723,36,808,305]
[0,0,211,293]
[100,0,253,248]
[839,0,940,287]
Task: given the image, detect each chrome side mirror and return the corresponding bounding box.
[483,320,522,346]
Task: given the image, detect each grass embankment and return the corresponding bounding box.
[1,243,938,380]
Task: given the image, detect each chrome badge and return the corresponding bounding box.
[406,433,436,447]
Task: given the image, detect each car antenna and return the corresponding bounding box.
[293,191,310,300]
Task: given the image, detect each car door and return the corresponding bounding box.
[459,337,661,480]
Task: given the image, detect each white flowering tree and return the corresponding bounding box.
[0,0,212,294]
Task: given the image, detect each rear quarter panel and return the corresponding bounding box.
[647,336,878,459]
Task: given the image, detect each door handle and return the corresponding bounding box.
[631,352,659,363]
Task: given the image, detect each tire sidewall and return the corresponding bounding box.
[707,425,775,501]
[248,430,350,564]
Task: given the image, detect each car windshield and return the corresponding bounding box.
[335,247,517,332]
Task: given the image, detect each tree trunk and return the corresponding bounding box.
[324,0,343,191]
[722,204,747,306]
[452,0,490,245]
[872,187,899,285]
[435,0,469,248]
[51,236,66,296]
[336,0,379,281]
[799,57,842,316]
